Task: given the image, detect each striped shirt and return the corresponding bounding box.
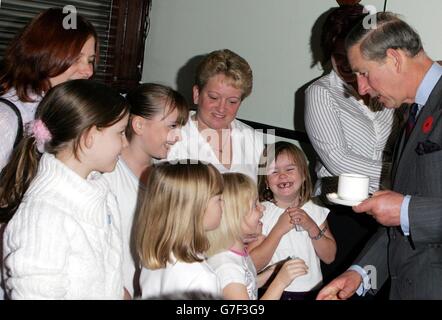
[305,70,403,195]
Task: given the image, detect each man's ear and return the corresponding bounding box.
[192,85,200,105]
[386,48,403,73]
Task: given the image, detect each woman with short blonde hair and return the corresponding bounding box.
[167,49,264,182]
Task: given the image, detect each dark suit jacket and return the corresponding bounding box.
[354,76,442,299]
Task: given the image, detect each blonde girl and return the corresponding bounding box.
[207,172,308,300]
[103,83,188,297]
[0,79,130,299]
[251,141,337,300]
[136,161,223,298]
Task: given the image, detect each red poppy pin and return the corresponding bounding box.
[422,116,433,134]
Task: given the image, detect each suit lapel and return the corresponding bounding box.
[393,76,442,186]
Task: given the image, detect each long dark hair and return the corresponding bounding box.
[0,79,129,223]
[0,8,98,102]
[321,4,367,63]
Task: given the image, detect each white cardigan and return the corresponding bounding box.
[2,153,124,299]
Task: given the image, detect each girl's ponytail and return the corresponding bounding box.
[0,135,41,223]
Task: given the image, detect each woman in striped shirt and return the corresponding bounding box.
[305,4,403,196]
[303,4,403,286]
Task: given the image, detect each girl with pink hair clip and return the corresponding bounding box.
[0,79,130,299]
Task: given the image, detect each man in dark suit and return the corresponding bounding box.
[317,12,442,300]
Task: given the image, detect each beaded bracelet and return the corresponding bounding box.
[310,225,328,240]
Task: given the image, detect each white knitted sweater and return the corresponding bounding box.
[2,153,124,299]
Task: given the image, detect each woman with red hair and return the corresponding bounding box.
[0,7,98,172]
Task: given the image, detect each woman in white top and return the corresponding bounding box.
[135,162,224,298]
[167,49,264,182]
[250,142,336,300]
[1,80,130,299]
[207,173,308,300]
[0,8,97,172]
[103,83,188,298]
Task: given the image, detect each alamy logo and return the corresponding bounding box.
[166,126,275,172]
[63,5,77,30]
[363,5,378,30]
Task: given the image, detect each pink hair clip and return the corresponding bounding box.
[27,119,52,153]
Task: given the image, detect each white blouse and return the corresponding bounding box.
[208,249,257,299]
[261,200,329,292]
[140,254,220,298]
[167,111,264,182]
[103,158,144,297]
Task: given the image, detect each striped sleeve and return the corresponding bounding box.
[305,83,384,190]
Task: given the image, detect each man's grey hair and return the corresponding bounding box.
[345,12,423,61]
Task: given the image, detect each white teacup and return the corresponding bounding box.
[337,173,369,201]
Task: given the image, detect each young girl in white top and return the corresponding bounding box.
[103,83,188,297]
[250,142,337,300]
[136,161,224,298]
[0,79,130,299]
[207,172,308,300]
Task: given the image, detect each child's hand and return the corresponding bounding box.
[273,258,308,288]
[288,208,316,232]
[273,208,296,235]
